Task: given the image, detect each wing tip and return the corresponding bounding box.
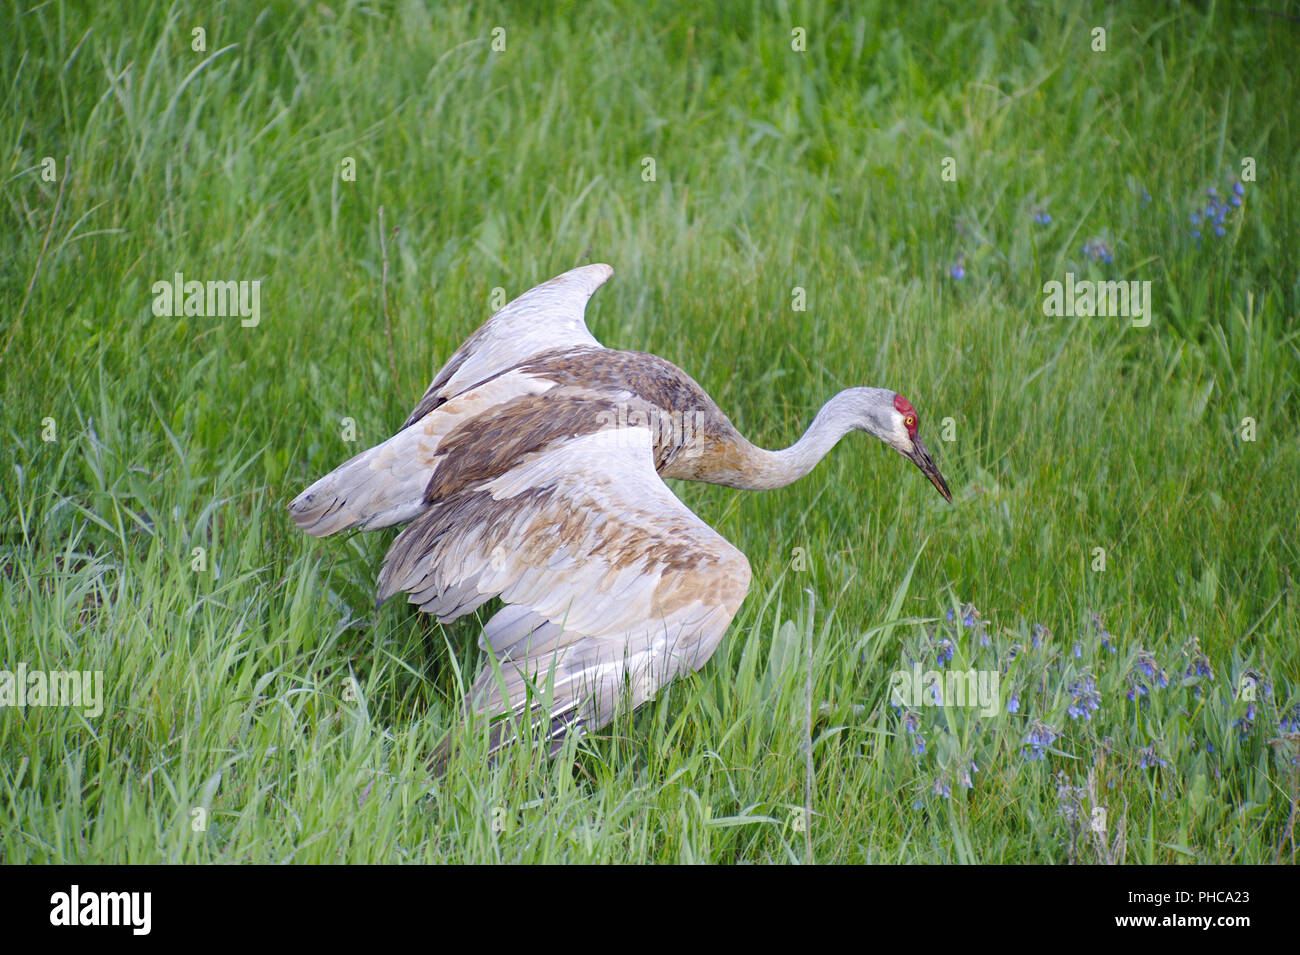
[286,488,336,537]
[549,262,613,294]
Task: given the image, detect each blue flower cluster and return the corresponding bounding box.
[1023,720,1059,761]
[886,602,1288,806]
[1189,179,1245,242]
[1276,705,1300,766]
[1137,744,1166,769]
[1090,613,1118,654]
[1031,623,1050,649]
[1082,237,1114,264]
[1279,704,1300,735]
[1232,701,1256,737]
[946,606,976,628]
[1230,671,1273,737]
[1126,648,1169,701]
[904,710,926,755]
[935,637,955,666]
[944,603,990,646]
[1066,673,1102,720]
[1185,653,1214,680]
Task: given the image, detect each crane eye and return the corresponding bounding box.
[905,415,916,429]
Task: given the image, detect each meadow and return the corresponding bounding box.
[2,0,1298,863]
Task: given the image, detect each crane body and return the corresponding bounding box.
[290,264,950,758]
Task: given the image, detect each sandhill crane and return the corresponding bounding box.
[289,264,951,760]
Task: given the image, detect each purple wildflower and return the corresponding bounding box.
[903,711,926,754]
[1066,674,1101,720]
[1089,614,1116,654]
[1031,624,1049,649]
[1233,702,1256,737]
[1022,720,1059,761]
[1279,704,1300,735]
[1185,651,1213,680]
[1082,237,1114,264]
[1131,649,1168,693]
[1137,745,1165,769]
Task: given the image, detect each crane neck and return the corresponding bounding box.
[711,390,868,491]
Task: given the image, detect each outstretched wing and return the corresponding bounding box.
[287,366,563,536]
[376,422,752,755]
[400,263,612,429]
[289,263,613,536]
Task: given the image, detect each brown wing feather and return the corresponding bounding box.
[376,422,751,752]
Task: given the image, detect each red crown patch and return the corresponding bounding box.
[893,394,918,437]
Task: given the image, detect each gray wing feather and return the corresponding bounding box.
[375,424,752,751]
[400,263,612,429]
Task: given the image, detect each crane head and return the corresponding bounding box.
[879,393,952,503]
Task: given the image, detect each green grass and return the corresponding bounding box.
[2,0,1298,863]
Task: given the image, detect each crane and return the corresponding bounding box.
[289,264,952,761]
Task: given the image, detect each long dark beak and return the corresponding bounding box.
[907,435,952,502]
